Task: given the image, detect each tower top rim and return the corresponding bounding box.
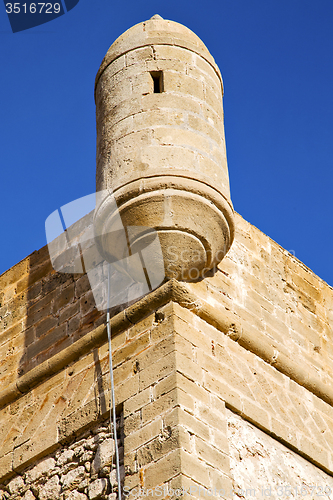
[94,17,223,95]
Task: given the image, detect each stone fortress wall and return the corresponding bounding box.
[1,212,333,499]
[1,14,333,500]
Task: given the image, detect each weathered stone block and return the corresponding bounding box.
[7,474,24,495]
[52,283,75,314]
[112,332,150,367]
[153,45,193,64]
[22,490,36,500]
[154,126,211,153]
[61,466,86,491]
[66,491,88,500]
[124,412,141,435]
[139,351,175,391]
[57,450,75,467]
[25,457,56,483]
[125,418,163,453]
[0,259,29,290]
[141,388,193,425]
[0,452,12,482]
[194,436,230,472]
[91,439,115,474]
[39,475,61,500]
[35,316,58,339]
[123,388,151,418]
[143,448,181,489]
[87,478,108,500]
[141,93,201,115]
[58,400,100,441]
[114,374,139,405]
[126,46,154,66]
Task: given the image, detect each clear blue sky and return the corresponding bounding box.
[1,0,333,286]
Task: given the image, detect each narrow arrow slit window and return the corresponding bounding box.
[151,71,164,93]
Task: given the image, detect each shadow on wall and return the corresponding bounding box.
[0,245,111,413]
[18,247,106,376]
[17,207,137,377]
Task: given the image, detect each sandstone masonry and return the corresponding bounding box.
[1,14,333,500]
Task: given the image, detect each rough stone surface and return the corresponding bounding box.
[7,477,24,495]
[57,451,75,467]
[227,409,333,499]
[91,440,115,475]
[38,476,61,500]
[87,479,108,500]
[21,491,35,500]
[66,491,87,500]
[24,458,56,484]
[61,467,86,491]
[0,419,122,500]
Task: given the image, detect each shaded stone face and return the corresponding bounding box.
[94,16,234,280]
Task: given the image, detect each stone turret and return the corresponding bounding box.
[94,15,234,280]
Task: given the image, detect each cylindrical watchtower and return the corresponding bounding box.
[94,15,234,280]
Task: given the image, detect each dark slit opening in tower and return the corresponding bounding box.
[151,71,163,93]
